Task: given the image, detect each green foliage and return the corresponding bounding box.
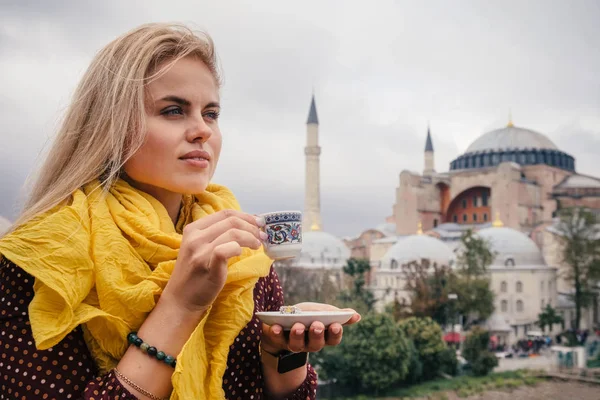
[462,327,498,376]
[401,259,455,326]
[536,304,564,332]
[398,317,449,380]
[449,230,496,326]
[337,258,377,314]
[314,313,412,394]
[556,207,600,329]
[438,347,459,376]
[403,339,424,384]
[382,369,536,399]
[448,277,495,326]
[455,229,496,278]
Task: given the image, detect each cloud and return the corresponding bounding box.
[1,0,599,237]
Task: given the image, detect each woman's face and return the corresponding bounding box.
[124,56,222,200]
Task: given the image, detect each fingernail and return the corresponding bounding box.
[255,217,265,227]
[272,326,281,335]
[314,328,323,334]
[332,326,341,334]
[259,231,268,240]
[296,328,304,335]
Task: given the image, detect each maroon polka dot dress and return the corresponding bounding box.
[0,257,317,399]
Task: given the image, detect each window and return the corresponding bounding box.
[505,258,515,266]
[548,280,552,292]
[541,281,545,292]
[462,214,467,222]
[483,213,488,222]
[501,300,508,312]
[433,219,438,228]
[473,196,478,207]
[516,300,524,312]
[453,215,458,223]
[516,281,523,292]
[473,213,477,221]
[462,199,467,209]
[541,299,545,308]
[482,192,488,206]
[501,281,507,293]
[391,259,398,270]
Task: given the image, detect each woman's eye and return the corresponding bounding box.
[204,111,220,121]
[162,106,183,116]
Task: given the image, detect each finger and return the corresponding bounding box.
[325,323,343,346]
[211,229,262,250]
[261,324,287,353]
[306,321,326,352]
[183,209,263,234]
[210,241,243,266]
[345,313,362,326]
[190,215,265,245]
[288,323,307,353]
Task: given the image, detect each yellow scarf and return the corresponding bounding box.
[0,179,272,399]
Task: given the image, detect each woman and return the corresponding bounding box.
[0,23,359,400]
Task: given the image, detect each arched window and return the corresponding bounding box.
[541,281,545,292]
[501,281,507,293]
[505,258,515,267]
[516,281,523,292]
[391,259,398,270]
[516,300,524,312]
[501,300,508,312]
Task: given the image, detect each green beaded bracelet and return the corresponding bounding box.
[127,332,177,368]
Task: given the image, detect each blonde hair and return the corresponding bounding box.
[7,23,221,234]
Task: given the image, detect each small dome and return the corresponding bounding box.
[477,226,545,266]
[0,216,11,234]
[381,234,454,269]
[465,125,558,154]
[292,230,350,268]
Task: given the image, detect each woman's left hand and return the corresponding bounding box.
[260,302,361,354]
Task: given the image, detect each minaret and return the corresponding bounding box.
[304,95,322,231]
[424,124,435,175]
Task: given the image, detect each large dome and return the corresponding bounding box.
[450,124,574,172]
[381,234,454,269]
[466,125,558,153]
[477,226,545,267]
[292,230,350,269]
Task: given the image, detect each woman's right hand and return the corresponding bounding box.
[160,209,266,316]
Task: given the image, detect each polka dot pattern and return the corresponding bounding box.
[0,257,317,399]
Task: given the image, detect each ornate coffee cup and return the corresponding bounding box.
[258,210,302,260]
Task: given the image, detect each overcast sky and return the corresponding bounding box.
[1,0,599,237]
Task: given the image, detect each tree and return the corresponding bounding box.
[337,258,377,314]
[274,262,341,305]
[555,207,600,329]
[448,277,495,327]
[462,327,498,376]
[401,258,455,326]
[537,304,564,333]
[398,317,453,380]
[452,229,496,326]
[314,313,412,394]
[455,229,495,278]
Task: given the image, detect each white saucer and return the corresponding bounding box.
[255,311,354,330]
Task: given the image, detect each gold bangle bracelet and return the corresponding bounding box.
[113,368,170,400]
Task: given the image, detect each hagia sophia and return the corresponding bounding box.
[285,95,600,345]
